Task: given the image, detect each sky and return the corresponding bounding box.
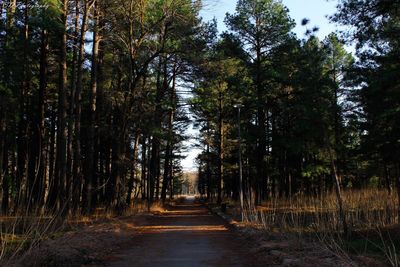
[200,0,339,39]
[181,0,341,171]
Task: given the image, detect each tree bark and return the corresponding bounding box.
[1,0,16,214]
[149,55,163,206]
[217,90,224,204]
[161,63,177,202]
[72,0,90,213]
[15,0,30,212]
[140,137,147,199]
[110,108,126,214]
[0,105,7,214]
[255,40,266,206]
[126,132,140,205]
[384,163,391,195]
[67,0,80,214]
[329,147,347,235]
[397,163,400,224]
[27,29,48,210]
[85,0,101,213]
[55,0,69,216]
[47,106,56,208]
[206,121,211,201]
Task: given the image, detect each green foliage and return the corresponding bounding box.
[333,0,400,171]
[0,0,398,221]
[192,0,398,201]
[225,0,295,54]
[302,164,330,179]
[30,0,63,30]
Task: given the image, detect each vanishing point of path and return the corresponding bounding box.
[106,197,265,267]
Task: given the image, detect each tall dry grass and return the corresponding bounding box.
[0,213,62,265]
[224,189,399,266]
[236,189,397,233]
[0,199,166,265]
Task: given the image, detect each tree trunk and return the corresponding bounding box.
[149,55,163,206]
[1,0,16,214]
[67,0,80,214]
[0,105,8,214]
[104,133,112,204]
[85,1,101,213]
[72,0,90,213]
[397,163,400,224]
[329,147,347,235]
[16,0,30,212]
[95,9,106,205]
[169,167,174,200]
[149,137,160,204]
[384,164,391,195]
[206,122,211,201]
[47,106,56,208]
[110,108,126,214]
[255,42,266,206]
[126,132,140,205]
[217,90,224,204]
[55,0,69,216]
[140,137,147,199]
[161,63,177,202]
[27,29,48,210]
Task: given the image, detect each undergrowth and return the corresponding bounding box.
[219,189,399,266]
[0,199,165,265]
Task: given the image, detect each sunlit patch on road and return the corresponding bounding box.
[133,225,228,233]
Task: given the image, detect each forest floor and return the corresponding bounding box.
[9,197,384,267]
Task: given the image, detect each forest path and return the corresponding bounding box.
[105,197,264,267]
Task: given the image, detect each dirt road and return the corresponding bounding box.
[106,197,264,267]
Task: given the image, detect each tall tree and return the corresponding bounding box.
[225,0,294,204]
[333,0,400,217]
[85,0,101,213]
[55,0,68,214]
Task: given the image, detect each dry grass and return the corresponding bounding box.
[0,213,61,265]
[231,189,398,233]
[222,189,399,266]
[0,199,168,265]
